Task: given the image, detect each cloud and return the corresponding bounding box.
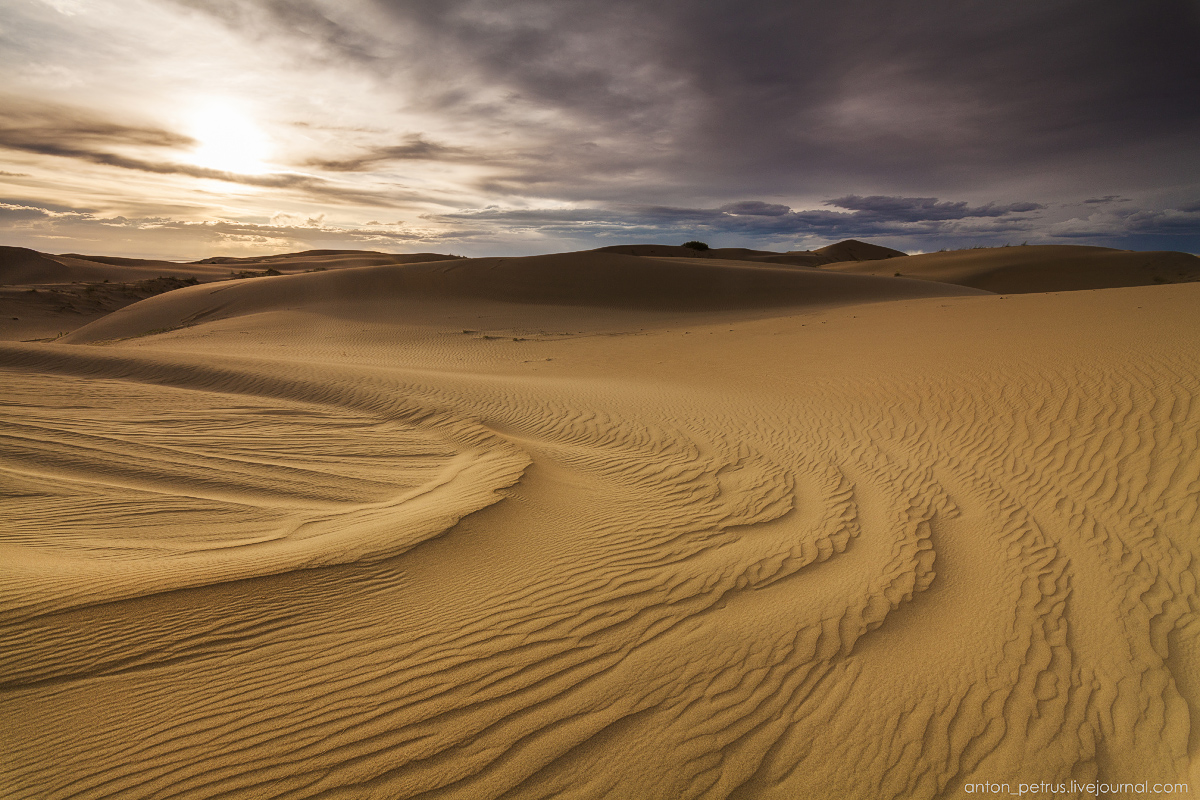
[2,193,1195,259]
[36,0,86,15]
[0,199,93,221]
[428,194,1047,244]
[171,0,384,66]
[825,196,1046,221]
[169,0,1200,200]
[269,211,327,227]
[1048,206,1200,239]
[0,96,193,155]
[2,1,1197,256]
[0,98,418,206]
[0,199,481,259]
[306,136,478,172]
[719,201,792,217]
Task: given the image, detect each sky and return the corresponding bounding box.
[1,0,1198,259]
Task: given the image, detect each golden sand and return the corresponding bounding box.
[1,245,1197,798]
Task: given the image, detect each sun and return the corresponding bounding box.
[184,102,272,175]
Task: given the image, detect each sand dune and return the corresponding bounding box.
[0,248,466,343]
[593,244,787,260]
[813,238,907,262]
[59,250,985,345]
[830,244,1200,293]
[594,238,905,267]
[0,247,464,287]
[0,277,207,343]
[0,246,78,284]
[190,250,465,271]
[1,242,1198,799]
[8,251,207,285]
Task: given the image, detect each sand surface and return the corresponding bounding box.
[1,245,1198,799]
[829,244,1200,293]
[0,249,464,343]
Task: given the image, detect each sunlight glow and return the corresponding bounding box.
[185,102,272,175]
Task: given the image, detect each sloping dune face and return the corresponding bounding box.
[829,244,1200,293]
[1,255,1198,799]
[0,246,74,284]
[0,350,529,618]
[59,250,987,345]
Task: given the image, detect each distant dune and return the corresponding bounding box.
[829,243,1200,292]
[0,247,465,286]
[593,243,780,259]
[814,238,908,262]
[57,253,186,268]
[0,247,463,341]
[592,238,906,267]
[0,246,75,284]
[1,239,1198,798]
[190,249,464,270]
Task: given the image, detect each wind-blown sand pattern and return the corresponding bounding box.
[1,248,1198,798]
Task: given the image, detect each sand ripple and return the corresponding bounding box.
[0,344,529,621]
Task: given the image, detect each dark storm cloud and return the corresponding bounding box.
[827,196,1046,222]
[307,136,476,172]
[719,201,792,217]
[172,0,384,64]
[0,98,194,156]
[429,195,1045,242]
[1053,206,1200,238]
[7,0,1194,255]
[173,0,1200,198]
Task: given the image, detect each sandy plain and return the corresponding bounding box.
[1,241,1198,799]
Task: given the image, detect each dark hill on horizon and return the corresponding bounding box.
[813,239,907,262]
[191,250,465,267]
[0,246,74,284]
[592,239,907,267]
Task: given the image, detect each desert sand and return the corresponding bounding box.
[1,242,1198,799]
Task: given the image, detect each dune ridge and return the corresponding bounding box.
[830,244,1200,293]
[592,238,906,267]
[1,243,1198,799]
[59,250,986,345]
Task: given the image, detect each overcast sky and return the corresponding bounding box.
[1,0,1198,258]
